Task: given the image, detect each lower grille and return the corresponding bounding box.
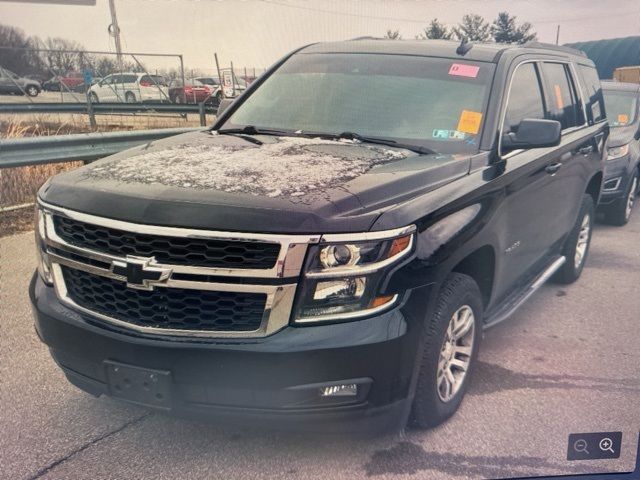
[62,267,267,332]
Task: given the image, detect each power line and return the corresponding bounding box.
[257,0,640,27]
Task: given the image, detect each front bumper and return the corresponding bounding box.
[598,154,634,206]
[30,273,425,433]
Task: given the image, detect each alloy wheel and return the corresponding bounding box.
[574,213,591,269]
[437,305,475,403]
[625,177,637,221]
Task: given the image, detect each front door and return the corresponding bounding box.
[493,61,568,298]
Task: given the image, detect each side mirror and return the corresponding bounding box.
[502,119,561,151]
[217,98,234,117]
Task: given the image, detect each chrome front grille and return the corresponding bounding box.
[39,201,320,338]
[53,215,282,269]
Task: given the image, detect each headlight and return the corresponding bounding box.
[34,205,53,285]
[608,144,629,160]
[294,226,415,323]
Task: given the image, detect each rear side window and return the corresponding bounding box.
[579,65,605,123]
[121,74,137,83]
[541,63,580,130]
[503,63,546,135]
[140,75,167,86]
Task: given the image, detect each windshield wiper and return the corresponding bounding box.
[216,125,302,143]
[318,131,436,155]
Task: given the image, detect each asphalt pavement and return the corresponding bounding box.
[1,213,639,480]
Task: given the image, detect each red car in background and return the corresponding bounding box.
[168,78,212,103]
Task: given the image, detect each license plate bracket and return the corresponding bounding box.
[104,360,172,409]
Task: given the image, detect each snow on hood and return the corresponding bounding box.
[86,136,411,198]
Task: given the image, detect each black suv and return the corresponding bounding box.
[599,81,640,225]
[31,40,607,432]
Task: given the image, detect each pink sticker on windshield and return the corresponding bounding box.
[449,63,480,78]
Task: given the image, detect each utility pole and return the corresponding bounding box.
[108,0,123,66]
[555,25,560,45]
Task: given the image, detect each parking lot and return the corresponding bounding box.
[1,211,638,480]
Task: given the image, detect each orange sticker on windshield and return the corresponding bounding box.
[618,114,629,124]
[457,110,483,134]
[554,84,564,109]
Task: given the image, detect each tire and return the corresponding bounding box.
[89,92,99,104]
[604,173,638,226]
[553,194,594,284]
[174,95,183,104]
[410,273,483,429]
[26,85,39,97]
[125,92,136,103]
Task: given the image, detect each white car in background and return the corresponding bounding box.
[88,73,169,103]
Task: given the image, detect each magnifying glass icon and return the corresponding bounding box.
[599,438,615,454]
[574,439,589,454]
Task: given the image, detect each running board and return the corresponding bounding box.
[483,255,566,330]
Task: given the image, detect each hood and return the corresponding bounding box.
[40,131,470,233]
[609,123,639,148]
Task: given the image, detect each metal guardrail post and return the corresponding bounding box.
[198,102,207,126]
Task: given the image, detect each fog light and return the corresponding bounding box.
[319,384,358,397]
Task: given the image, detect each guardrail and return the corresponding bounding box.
[0,102,217,115]
[0,127,201,168]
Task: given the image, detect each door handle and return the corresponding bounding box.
[545,162,562,175]
[578,145,593,155]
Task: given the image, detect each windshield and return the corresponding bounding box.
[603,90,638,126]
[223,53,495,154]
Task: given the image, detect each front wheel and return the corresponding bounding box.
[26,85,39,97]
[554,194,594,284]
[410,273,483,429]
[89,92,99,103]
[125,92,136,103]
[604,174,637,226]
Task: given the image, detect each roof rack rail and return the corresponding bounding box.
[523,41,587,57]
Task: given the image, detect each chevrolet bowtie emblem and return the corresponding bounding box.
[110,256,172,291]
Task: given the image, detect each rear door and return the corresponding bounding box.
[539,61,596,236]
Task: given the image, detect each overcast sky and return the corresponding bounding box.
[1,0,639,72]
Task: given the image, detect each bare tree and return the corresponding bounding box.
[0,24,41,75]
[384,29,402,40]
[41,37,86,74]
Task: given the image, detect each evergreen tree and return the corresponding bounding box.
[417,19,452,40]
[492,12,537,44]
[452,14,492,42]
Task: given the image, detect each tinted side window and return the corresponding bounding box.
[503,63,545,135]
[542,63,579,130]
[122,74,137,83]
[579,64,605,123]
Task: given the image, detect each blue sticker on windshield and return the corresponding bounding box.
[432,129,467,141]
[432,129,449,139]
